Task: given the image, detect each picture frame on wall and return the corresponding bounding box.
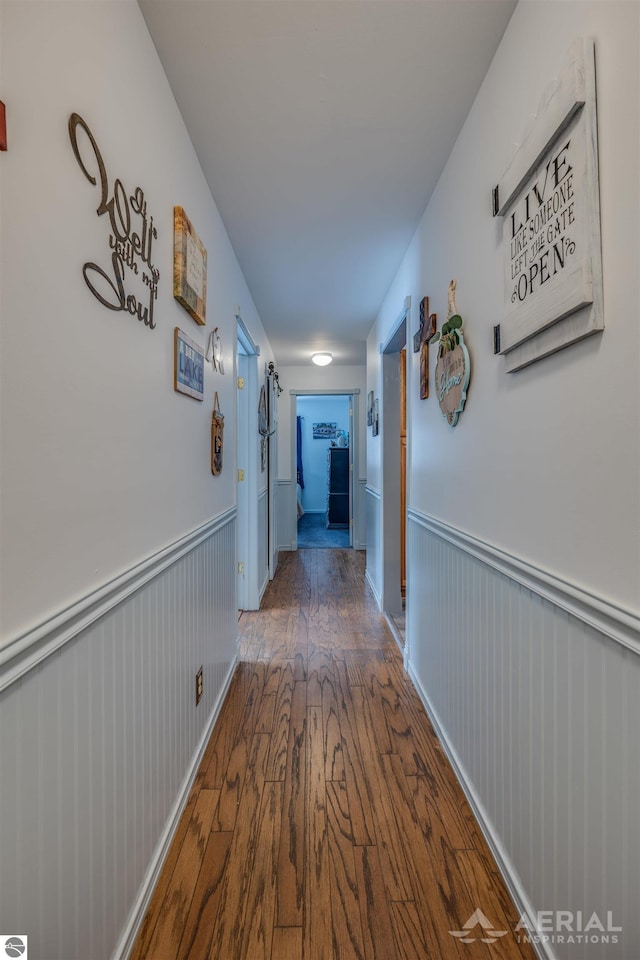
[372,399,379,436]
[173,206,208,326]
[174,327,205,400]
[367,390,374,426]
[313,422,337,439]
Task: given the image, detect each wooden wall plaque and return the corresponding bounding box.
[432,281,470,427]
[493,38,603,372]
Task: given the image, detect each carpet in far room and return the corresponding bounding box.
[297,513,349,548]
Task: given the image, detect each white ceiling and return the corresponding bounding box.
[139,0,516,365]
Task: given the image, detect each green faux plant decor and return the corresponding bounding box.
[430,314,463,352]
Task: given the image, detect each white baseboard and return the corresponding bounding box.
[365,569,381,609]
[258,572,269,604]
[0,510,237,691]
[115,654,238,960]
[407,662,554,960]
[383,612,404,658]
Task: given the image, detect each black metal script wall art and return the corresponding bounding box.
[68,113,160,329]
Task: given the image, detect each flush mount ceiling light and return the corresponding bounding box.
[312,352,333,366]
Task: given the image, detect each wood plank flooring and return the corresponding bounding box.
[132,549,536,960]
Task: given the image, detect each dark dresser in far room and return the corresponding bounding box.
[327,447,349,528]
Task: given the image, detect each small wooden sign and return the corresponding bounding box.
[493,38,603,372]
[417,296,437,399]
[174,327,204,400]
[431,281,470,427]
[0,101,7,151]
[435,338,470,426]
[211,392,224,474]
[174,206,207,326]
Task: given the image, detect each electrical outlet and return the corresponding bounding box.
[195,666,203,706]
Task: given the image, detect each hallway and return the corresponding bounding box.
[132,550,536,960]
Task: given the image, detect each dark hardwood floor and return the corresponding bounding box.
[131,549,536,960]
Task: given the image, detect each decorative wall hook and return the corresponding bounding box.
[267,361,283,396]
[206,327,224,373]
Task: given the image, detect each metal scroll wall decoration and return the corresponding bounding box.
[267,362,283,396]
[430,280,470,427]
[68,113,160,329]
[258,385,268,472]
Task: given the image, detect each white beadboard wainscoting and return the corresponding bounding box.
[0,510,238,960]
[407,509,640,960]
[258,488,269,601]
[353,478,367,550]
[365,486,382,606]
[277,478,295,551]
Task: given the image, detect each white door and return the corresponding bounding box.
[236,350,249,610]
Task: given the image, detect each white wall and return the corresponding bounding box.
[0,0,272,647]
[0,3,274,958]
[297,394,350,512]
[367,3,640,958]
[369,0,639,611]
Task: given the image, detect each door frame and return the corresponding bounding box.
[236,315,260,609]
[289,389,360,550]
[380,298,410,651]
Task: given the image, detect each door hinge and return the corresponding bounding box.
[237,377,245,389]
[238,469,245,482]
[237,561,244,574]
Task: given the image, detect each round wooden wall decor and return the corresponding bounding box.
[431,280,471,427]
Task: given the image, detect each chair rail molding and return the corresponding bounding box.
[0,508,237,691]
[408,508,639,656]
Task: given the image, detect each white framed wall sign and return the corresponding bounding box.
[493,38,603,372]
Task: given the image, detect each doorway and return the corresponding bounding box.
[236,317,262,609]
[290,391,358,550]
[381,302,408,651]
